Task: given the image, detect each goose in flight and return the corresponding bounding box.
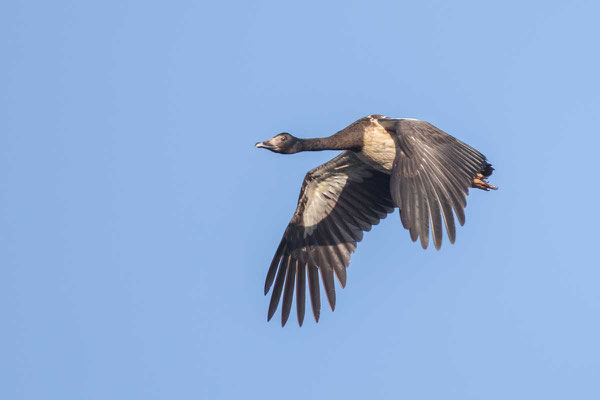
[255,115,497,326]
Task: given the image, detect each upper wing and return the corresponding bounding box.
[264,151,395,326]
[379,118,492,250]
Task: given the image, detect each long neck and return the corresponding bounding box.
[299,132,361,152]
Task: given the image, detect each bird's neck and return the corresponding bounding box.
[299,133,361,152]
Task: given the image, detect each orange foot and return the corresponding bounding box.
[472,173,498,191]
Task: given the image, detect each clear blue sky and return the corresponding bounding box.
[2,1,600,399]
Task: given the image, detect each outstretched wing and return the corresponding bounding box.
[379,118,492,250]
[264,151,395,326]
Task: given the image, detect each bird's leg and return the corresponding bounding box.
[472,173,498,191]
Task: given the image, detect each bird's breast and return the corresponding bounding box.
[355,123,397,174]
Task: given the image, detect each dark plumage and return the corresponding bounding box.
[256,115,497,326]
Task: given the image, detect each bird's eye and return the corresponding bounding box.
[280,136,287,141]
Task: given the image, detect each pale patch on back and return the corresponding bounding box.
[355,119,397,173]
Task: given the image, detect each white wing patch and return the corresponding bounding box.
[302,164,373,236]
[303,174,348,235]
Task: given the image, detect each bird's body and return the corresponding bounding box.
[255,115,497,326]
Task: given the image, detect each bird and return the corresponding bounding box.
[255,115,497,327]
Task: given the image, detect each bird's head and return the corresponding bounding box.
[255,133,301,154]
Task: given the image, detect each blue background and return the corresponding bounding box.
[2,1,600,398]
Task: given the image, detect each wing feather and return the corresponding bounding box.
[296,260,306,326]
[384,118,493,248]
[267,254,289,321]
[263,151,394,325]
[307,263,321,322]
[281,258,296,326]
